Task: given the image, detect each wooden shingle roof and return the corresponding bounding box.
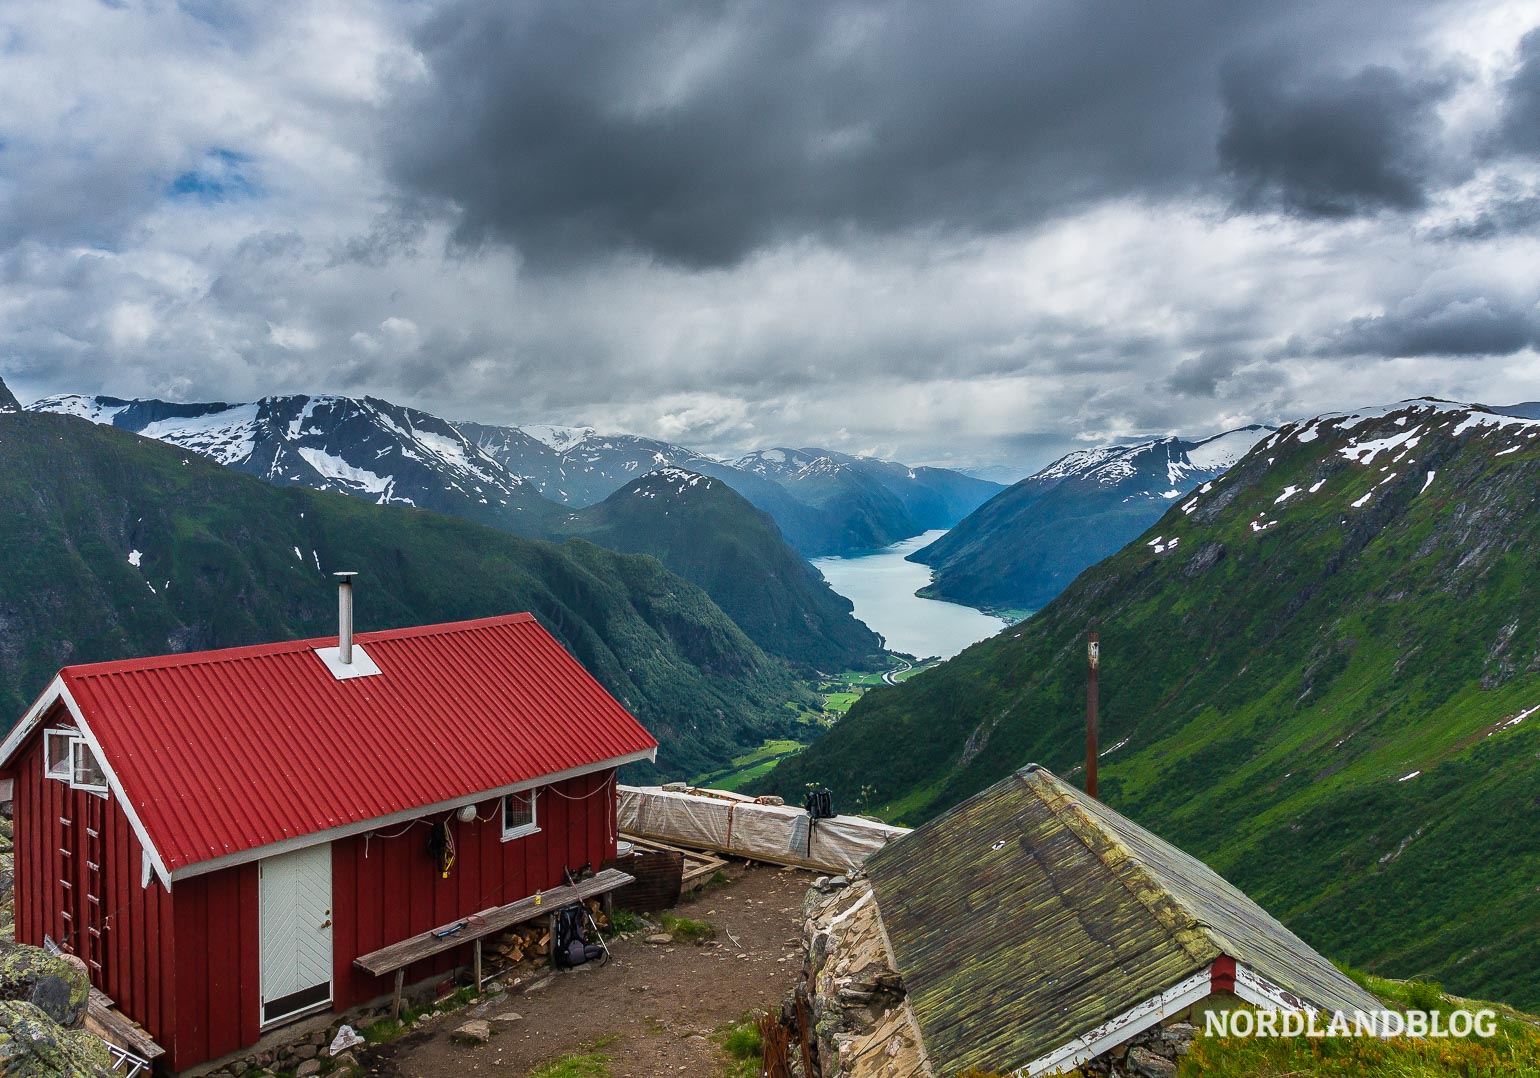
[866,765,1379,1076]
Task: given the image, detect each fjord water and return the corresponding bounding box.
[812,530,1007,660]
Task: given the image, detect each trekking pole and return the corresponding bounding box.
[564,864,612,962]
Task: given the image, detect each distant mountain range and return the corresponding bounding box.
[909,425,1273,612]
[30,393,884,672]
[761,397,1540,1010]
[460,422,1004,556]
[0,398,816,779]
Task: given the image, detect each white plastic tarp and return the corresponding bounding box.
[618,786,910,873]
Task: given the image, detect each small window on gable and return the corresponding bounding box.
[45,729,74,780]
[501,790,539,841]
[44,728,108,795]
[71,739,108,794]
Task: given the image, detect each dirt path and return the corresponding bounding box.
[366,862,812,1077]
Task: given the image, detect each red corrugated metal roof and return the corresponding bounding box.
[52,614,657,873]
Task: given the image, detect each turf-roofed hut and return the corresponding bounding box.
[862,764,1380,1077]
[0,581,657,1074]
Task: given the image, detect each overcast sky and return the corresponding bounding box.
[3,0,1539,473]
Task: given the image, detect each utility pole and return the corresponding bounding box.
[1086,629,1100,799]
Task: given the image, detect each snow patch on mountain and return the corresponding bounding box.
[140,404,259,466]
[296,447,393,499]
[524,424,595,452]
[1186,427,1271,470]
[30,394,129,425]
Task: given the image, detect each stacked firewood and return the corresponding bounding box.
[485,900,611,971]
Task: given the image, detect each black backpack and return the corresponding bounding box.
[554,904,605,967]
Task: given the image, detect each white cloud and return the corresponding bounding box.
[1,0,1537,474]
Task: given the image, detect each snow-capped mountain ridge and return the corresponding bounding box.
[31,394,542,524]
[910,423,1274,611]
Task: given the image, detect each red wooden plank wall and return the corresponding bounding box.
[14,711,615,1071]
[11,709,179,1065]
[169,864,261,1071]
[332,770,616,1009]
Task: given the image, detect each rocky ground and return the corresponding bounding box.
[0,816,14,941]
[366,862,813,1077]
[0,941,114,1075]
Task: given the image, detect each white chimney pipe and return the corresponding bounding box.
[335,572,357,664]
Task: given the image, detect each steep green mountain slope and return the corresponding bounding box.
[552,468,882,672]
[0,410,813,779]
[28,393,880,671]
[0,377,18,412]
[910,426,1269,612]
[759,399,1540,1008]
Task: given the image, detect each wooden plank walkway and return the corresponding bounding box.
[621,834,728,888]
[87,985,164,1064]
[353,868,634,1017]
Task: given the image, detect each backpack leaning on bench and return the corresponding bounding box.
[554,903,606,967]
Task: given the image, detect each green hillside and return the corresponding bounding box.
[554,469,882,672]
[758,399,1540,1009]
[0,409,813,779]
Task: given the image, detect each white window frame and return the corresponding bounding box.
[501,790,540,841]
[70,737,109,795]
[44,728,108,796]
[44,729,74,781]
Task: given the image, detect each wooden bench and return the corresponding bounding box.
[353,868,634,1017]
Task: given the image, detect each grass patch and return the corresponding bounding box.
[610,908,644,934]
[694,737,810,790]
[822,691,862,713]
[526,1053,613,1078]
[660,913,717,944]
[719,1013,764,1077]
[361,1017,405,1043]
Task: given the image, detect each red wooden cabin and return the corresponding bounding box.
[0,596,657,1073]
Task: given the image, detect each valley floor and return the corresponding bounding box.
[368,863,809,1077]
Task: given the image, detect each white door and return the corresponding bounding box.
[258,843,334,1026]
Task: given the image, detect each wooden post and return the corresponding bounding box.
[473,938,483,995]
[601,891,613,925]
[1087,630,1100,799]
[392,969,405,1021]
[548,911,559,969]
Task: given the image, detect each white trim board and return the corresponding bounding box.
[1018,962,1331,1076]
[1018,968,1214,1077]
[5,680,177,890]
[1233,964,1322,1016]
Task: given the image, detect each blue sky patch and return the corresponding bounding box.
[168,148,257,202]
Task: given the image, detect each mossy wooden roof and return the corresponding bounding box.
[866,765,1380,1076]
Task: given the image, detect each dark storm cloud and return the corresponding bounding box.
[1497,26,1540,156]
[1325,293,1540,358]
[1218,60,1460,218]
[1167,349,1243,398]
[387,0,1451,268]
[1429,193,1540,241]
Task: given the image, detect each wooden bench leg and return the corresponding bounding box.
[473,938,483,995]
[601,891,613,922]
[548,911,559,970]
[392,969,405,1021]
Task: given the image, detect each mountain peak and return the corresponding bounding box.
[0,376,18,413]
[523,423,597,452]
